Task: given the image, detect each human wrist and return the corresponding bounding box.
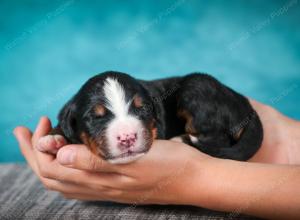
[180,156,239,211]
[175,151,216,207]
[281,115,300,164]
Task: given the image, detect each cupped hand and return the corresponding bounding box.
[13,99,300,204]
[14,117,208,204]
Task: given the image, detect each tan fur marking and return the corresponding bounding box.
[149,119,158,140]
[80,132,105,157]
[133,95,143,108]
[233,127,244,141]
[152,127,158,139]
[177,109,197,134]
[94,104,106,116]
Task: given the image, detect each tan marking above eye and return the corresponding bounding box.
[133,95,143,108]
[94,104,106,116]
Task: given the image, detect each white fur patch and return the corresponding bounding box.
[103,77,130,117]
[189,134,198,144]
[108,152,145,164]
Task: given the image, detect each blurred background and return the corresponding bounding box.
[1,0,299,162]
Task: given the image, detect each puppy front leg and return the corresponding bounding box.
[37,126,68,154]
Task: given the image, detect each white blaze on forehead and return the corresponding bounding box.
[103,77,130,117]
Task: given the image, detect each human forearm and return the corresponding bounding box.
[187,157,300,219]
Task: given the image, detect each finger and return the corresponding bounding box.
[60,188,124,202]
[34,153,126,190]
[33,137,57,177]
[57,144,119,173]
[14,126,33,149]
[61,191,150,204]
[34,145,56,179]
[31,117,57,168]
[62,193,106,201]
[32,116,52,145]
[40,178,101,194]
[13,126,38,171]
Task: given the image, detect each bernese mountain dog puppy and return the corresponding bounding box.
[38,71,263,163]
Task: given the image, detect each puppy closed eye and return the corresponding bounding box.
[94,104,106,117]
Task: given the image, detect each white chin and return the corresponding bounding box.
[107,153,145,164]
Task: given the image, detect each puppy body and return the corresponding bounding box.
[45,71,263,163]
[177,73,263,160]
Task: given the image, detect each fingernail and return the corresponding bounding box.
[59,149,75,165]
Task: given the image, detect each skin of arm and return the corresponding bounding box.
[248,99,300,164]
[189,157,300,219]
[13,100,300,219]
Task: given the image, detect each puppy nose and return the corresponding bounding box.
[117,133,137,147]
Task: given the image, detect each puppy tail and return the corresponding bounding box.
[219,111,264,161]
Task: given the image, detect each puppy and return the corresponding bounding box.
[38,71,263,163]
[176,73,263,160]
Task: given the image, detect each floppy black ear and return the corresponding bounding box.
[58,99,79,143]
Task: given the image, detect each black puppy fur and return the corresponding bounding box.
[177,74,263,160]
[51,71,263,161]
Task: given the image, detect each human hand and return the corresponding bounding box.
[14,117,209,204]
[13,100,300,219]
[248,99,300,164]
[13,99,300,204]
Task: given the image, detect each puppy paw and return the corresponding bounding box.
[37,135,67,154]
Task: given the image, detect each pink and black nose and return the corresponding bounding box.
[117,133,137,148]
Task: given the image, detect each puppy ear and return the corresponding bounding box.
[58,99,78,143]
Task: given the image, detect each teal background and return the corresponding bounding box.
[1,0,299,162]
